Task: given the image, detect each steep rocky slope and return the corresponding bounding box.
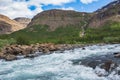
[0,14,26,34]
[89,0,120,28]
[14,17,31,27]
[28,9,91,31]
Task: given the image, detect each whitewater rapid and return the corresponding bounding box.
[0,44,120,80]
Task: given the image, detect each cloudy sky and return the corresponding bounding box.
[0,0,113,19]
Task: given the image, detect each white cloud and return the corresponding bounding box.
[61,7,75,10]
[0,0,75,19]
[29,0,75,6]
[80,0,98,4]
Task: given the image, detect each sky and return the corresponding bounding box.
[0,0,114,19]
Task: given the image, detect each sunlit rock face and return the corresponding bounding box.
[89,0,120,28]
[14,17,31,27]
[0,14,26,34]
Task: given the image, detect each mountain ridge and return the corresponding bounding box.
[0,14,31,34]
[28,9,92,31]
[0,0,120,44]
[89,0,120,28]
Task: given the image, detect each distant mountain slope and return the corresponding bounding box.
[14,17,31,27]
[0,1,120,44]
[89,0,120,28]
[28,9,92,31]
[0,14,26,34]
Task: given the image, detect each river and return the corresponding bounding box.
[0,44,120,80]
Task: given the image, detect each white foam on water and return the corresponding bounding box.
[0,44,120,80]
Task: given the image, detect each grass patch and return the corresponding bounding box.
[0,38,16,48]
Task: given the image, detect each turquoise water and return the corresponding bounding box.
[0,44,120,80]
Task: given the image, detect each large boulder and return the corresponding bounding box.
[100,60,117,72]
[5,54,16,61]
[114,52,120,58]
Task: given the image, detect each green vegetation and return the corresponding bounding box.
[0,38,16,48]
[0,25,81,44]
[0,21,120,47]
[84,21,120,43]
[16,36,30,45]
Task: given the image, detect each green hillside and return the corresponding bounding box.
[0,21,120,46]
[0,25,82,44]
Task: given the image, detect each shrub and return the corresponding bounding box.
[16,36,30,45]
[0,38,16,48]
[103,37,120,43]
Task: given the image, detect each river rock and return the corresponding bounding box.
[114,52,120,58]
[0,52,5,59]
[72,52,120,76]
[42,48,50,53]
[100,60,117,72]
[0,43,85,61]
[82,47,86,50]
[5,54,16,61]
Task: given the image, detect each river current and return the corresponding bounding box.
[0,44,120,80]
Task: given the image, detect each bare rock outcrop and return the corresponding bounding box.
[0,14,27,34]
[14,17,31,27]
[89,0,120,28]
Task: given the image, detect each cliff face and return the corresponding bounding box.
[0,14,26,34]
[14,17,31,27]
[0,21,12,34]
[28,9,91,31]
[89,0,120,28]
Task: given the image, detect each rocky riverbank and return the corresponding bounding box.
[0,43,87,61]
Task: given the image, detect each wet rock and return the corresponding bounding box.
[0,43,85,61]
[100,60,117,72]
[72,52,120,76]
[82,47,85,50]
[42,48,50,53]
[114,52,119,55]
[5,54,16,61]
[118,70,120,75]
[95,66,108,77]
[114,52,120,58]
[0,52,5,59]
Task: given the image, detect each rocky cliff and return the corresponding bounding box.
[0,14,26,34]
[89,0,120,28]
[14,17,31,27]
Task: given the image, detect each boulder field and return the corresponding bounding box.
[0,43,84,61]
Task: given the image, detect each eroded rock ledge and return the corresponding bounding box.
[0,43,84,61]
